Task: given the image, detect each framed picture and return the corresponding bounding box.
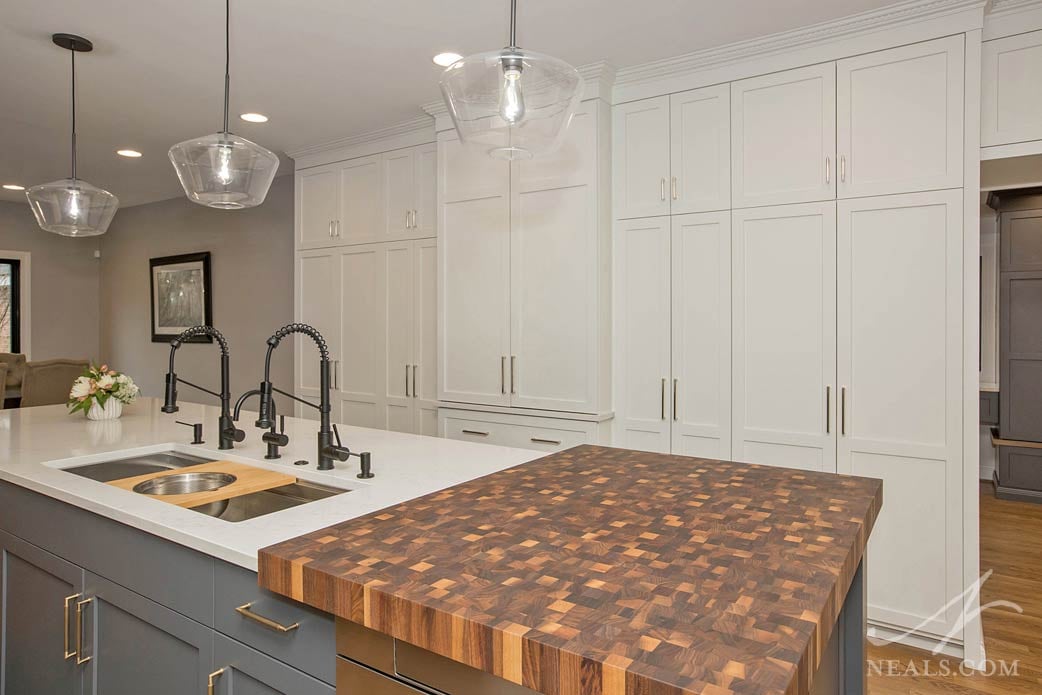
[149,252,213,343]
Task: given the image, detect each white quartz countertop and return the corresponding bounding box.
[0,398,541,570]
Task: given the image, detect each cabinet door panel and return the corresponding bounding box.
[613,97,670,219]
[511,184,597,412]
[338,246,385,429]
[671,213,731,459]
[438,134,509,203]
[86,572,213,695]
[297,251,340,397]
[413,239,439,436]
[297,166,338,249]
[837,36,963,198]
[732,64,836,208]
[0,530,84,695]
[837,190,962,636]
[438,197,511,406]
[338,156,383,244]
[212,634,333,695]
[384,149,416,240]
[670,85,730,214]
[982,30,1042,147]
[413,144,437,238]
[614,217,671,453]
[384,243,415,433]
[732,203,836,472]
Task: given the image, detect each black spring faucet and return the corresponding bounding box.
[161,326,245,450]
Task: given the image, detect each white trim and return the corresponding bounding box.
[289,116,435,170]
[612,0,985,103]
[983,0,1042,40]
[867,624,966,659]
[0,249,30,359]
[981,140,1042,160]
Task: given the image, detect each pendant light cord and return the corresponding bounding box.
[508,0,518,47]
[70,48,77,180]
[222,0,230,133]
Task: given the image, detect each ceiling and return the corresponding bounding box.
[1,0,901,208]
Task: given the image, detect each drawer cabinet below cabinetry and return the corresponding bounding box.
[438,408,609,453]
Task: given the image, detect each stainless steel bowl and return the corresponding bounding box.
[133,472,237,496]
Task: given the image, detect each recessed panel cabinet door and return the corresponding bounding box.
[613,96,670,219]
[837,36,964,198]
[671,212,731,459]
[732,202,836,472]
[412,238,439,436]
[0,530,85,695]
[383,149,416,240]
[982,30,1042,147]
[338,245,386,429]
[296,250,340,402]
[614,217,671,453]
[413,144,438,239]
[383,243,415,432]
[731,64,836,208]
[338,155,383,245]
[212,634,333,695]
[838,191,963,638]
[297,166,338,249]
[670,85,731,214]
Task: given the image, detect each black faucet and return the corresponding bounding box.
[233,389,289,459]
[256,323,369,473]
[161,326,245,450]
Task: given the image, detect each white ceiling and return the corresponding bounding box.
[1,0,901,208]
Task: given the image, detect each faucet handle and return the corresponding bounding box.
[332,423,343,448]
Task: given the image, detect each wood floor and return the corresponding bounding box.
[866,482,1042,694]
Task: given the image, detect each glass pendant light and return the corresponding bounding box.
[168,0,278,209]
[439,0,583,160]
[26,34,119,238]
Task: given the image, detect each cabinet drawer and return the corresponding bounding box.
[215,561,335,684]
[439,409,596,452]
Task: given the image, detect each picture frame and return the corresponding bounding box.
[149,252,213,343]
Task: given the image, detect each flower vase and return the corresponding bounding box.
[86,399,123,421]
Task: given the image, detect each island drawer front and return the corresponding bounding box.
[0,481,214,626]
[439,409,595,452]
[214,560,336,684]
[337,657,426,695]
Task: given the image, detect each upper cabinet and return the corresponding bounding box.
[613,85,730,219]
[982,29,1042,149]
[731,63,836,208]
[295,143,436,250]
[837,36,964,198]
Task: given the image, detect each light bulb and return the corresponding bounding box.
[66,187,81,220]
[499,65,525,125]
[216,144,234,186]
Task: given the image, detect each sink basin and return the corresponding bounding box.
[189,479,347,522]
[65,451,215,482]
[132,472,237,496]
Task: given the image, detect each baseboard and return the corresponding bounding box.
[867,623,965,659]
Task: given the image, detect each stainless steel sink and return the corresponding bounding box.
[64,451,215,482]
[133,472,237,496]
[189,479,347,522]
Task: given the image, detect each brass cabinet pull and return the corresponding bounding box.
[826,386,831,434]
[235,602,300,633]
[531,437,562,445]
[672,378,678,422]
[208,668,225,695]
[63,593,81,660]
[500,356,506,394]
[75,597,93,665]
[328,221,334,238]
[405,210,411,229]
[840,155,847,183]
[660,378,666,420]
[510,356,517,395]
[336,220,341,237]
[412,364,418,398]
[671,176,678,200]
[405,365,411,397]
[841,387,847,436]
[461,429,489,437]
[659,177,666,201]
[825,156,831,185]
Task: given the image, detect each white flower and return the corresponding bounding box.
[97,374,115,390]
[70,376,91,399]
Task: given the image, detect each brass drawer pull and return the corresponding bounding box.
[461,429,489,437]
[208,668,225,695]
[530,437,562,446]
[63,593,81,660]
[235,602,300,633]
[75,597,93,665]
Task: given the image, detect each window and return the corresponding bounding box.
[0,258,20,353]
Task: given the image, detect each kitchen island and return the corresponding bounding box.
[259,445,882,695]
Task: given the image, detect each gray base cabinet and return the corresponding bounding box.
[214,635,333,695]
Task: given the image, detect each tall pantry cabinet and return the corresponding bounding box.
[613,34,968,643]
[294,143,438,436]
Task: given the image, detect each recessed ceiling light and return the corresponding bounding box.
[432,52,463,67]
[116,149,142,158]
[2,184,25,191]
[240,112,268,123]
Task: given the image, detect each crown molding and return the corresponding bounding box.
[288,115,434,168]
[984,0,1042,38]
[613,0,986,101]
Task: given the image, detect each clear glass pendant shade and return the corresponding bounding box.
[440,48,583,160]
[26,178,118,237]
[168,132,279,209]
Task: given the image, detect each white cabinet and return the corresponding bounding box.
[612,85,730,219]
[438,100,612,416]
[439,408,610,454]
[336,244,384,428]
[837,36,964,198]
[837,190,963,638]
[295,249,341,422]
[295,144,436,250]
[731,64,836,208]
[613,213,731,457]
[982,29,1042,148]
[731,202,837,472]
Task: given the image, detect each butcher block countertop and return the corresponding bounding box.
[258,445,883,695]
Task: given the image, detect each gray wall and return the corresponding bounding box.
[0,201,101,361]
[99,175,294,407]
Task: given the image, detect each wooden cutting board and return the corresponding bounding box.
[107,460,297,509]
